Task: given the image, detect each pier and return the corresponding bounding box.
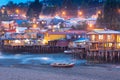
[1,41,120,64]
[86,49,120,64]
[2,45,68,54]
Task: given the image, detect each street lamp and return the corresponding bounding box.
[78,11,82,16]
[87,23,94,31]
[97,10,101,14]
[62,11,66,16]
[33,24,37,28]
[118,9,120,13]
[89,24,93,28]
[1,9,4,14]
[15,9,19,14]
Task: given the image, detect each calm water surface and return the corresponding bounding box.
[0,51,86,66]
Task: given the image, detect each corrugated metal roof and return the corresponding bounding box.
[88,30,120,34]
[94,30,120,34]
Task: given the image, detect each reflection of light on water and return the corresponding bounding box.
[21,57,52,65]
[0,55,21,59]
[41,57,50,60]
[0,56,4,59]
[0,52,87,66]
[0,52,2,55]
[15,54,21,57]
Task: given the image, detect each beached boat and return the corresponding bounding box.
[64,50,73,54]
[51,63,74,68]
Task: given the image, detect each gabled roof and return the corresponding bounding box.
[87,31,98,35]
[66,30,86,34]
[94,30,120,34]
[87,29,120,35]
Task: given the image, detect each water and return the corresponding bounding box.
[0,51,86,67]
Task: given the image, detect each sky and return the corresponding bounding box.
[0,0,34,6]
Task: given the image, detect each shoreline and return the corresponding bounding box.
[0,64,120,80]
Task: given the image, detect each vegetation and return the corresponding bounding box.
[96,0,120,30]
[27,0,42,19]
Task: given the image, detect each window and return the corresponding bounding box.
[107,35,112,40]
[117,35,120,42]
[99,35,103,40]
[78,35,81,38]
[91,35,95,41]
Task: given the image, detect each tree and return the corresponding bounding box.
[103,0,120,30]
[81,0,89,9]
[5,1,18,14]
[27,0,43,19]
[0,8,11,21]
[96,11,104,28]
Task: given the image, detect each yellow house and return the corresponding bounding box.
[44,32,66,44]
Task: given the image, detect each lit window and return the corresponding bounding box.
[107,35,112,40]
[117,35,120,42]
[99,35,103,40]
[108,43,113,47]
[91,35,95,41]
[78,35,81,38]
[118,43,120,48]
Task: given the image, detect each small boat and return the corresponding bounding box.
[64,50,73,54]
[51,63,74,68]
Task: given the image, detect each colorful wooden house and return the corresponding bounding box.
[87,29,120,50]
[44,32,66,44]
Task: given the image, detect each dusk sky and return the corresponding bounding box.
[0,0,35,6]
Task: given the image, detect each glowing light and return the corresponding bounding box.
[99,35,103,40]
[48,25,52,29]
[15,40,21,43]
[33,24,37,28]
[1,9,4,14]
[55,13,59,16]
[16,9,19,14]
[41,21,46,24]
[118,9,120,13]
[107,35,112,41]
[25,39,29,43]
[97,10,101,14]
[36,22,39,24]
[41,57,50,60]
[42,39,47,44]
[78,11,82,15]
[22,14,26,18]
[92,15,97,18]
[91,35,95,41]
[109,43,113,47]
[53,25,57,28]
[62,11,66,15]
[89,24,93,28]
[118,43,120,46]
[39,15,44,18]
